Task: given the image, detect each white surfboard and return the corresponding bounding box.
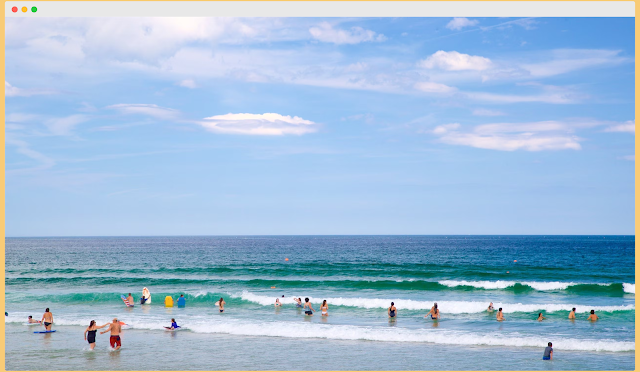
[142,287,152,304]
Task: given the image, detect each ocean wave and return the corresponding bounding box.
[439,280,634,293]
[5,313,633,352]
[237,291,635,313]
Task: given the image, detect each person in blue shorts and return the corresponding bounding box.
[543,342,553,360]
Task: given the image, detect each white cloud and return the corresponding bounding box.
[414,81,457,93]
[472,108,506,116]
[6,136,56,173]
[108,104,180,120]
[621,155,635,161]
[5,81,56,97]
[177,79,197,89]
[44,114,90,136]
[446,18,479,31]
[431,120,588,151]
[464,89,584,104]
[198,113,318,136]
[604,120,635,133]
[309,22,386,45]
[433,123,460,134]
[419,51,492,71]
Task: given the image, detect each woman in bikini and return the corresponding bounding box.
[320,300,329,316]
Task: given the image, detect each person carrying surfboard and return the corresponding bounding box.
[100,318,122,350]
[41,308,53,331]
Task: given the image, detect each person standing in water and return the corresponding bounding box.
[496,308,505,321]
[587,309,598,321]
[569,308,576,320]
[320,300,329,316]
[543,342,553,360]
[218,298,226,313]
[537,312,546,321]
[426,304,439,319]
[303,298,315,316]
[41,308,53,331]
[487,302,494,312]
[84,320,108,350]
[294,298,303,308]
[274,298,282,307]
[100,318,122,350]
[388,302,397,319]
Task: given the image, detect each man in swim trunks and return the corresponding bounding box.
[568,307,576,320]
[101,318,122,350]
[127,293,134,306]
[496,308,505,321]
[543,342,553,360]
[41,308,53,331]
[587,309,598,321]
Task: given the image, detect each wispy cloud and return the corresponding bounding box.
[44,114,90,136]
[6,136,56,173]
[309,22,386,44]
[177,79,197,89]
[198,113,319,135]
[446,18,479,31]
[5,81,57,97]
[430,120,590,151]
[108,104,181,120]
[414,81,457,93]
[620,155,635,161]
[604,120,635,133]
[472,108,506,116]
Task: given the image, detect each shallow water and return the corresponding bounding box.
[5,236,635,370]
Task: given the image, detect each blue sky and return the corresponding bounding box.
[5,17,635,236]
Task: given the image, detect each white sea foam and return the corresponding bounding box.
[185,319,634,352]
[439,280,612,291]
[237,291,635,313]
[5,312,634,352]
[623,283,635,294]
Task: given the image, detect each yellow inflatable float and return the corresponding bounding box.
[165,296,174,307]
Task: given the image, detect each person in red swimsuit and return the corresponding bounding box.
[100,318,122,350]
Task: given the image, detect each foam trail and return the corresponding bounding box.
[439,280,610,291]
[186,319,634,352]
[237,291,634,313]
[623,283,635,294]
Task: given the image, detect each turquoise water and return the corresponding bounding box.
[5,236,635,370]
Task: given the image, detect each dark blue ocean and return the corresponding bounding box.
[5,236,635,370]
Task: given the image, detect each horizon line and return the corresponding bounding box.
[4,234,636,238]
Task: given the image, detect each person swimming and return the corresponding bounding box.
[165,318,180,330]
[587,309,598,321]
[496,308,505,321]
[487,302,494,312]
[320,300,328,316]
[294,298,303,308]
[27,316,40,324]
[537,312,546,321]
[303,298,315,316]
[568,307,576,320]
[388,302,397,319]
[274,298,282,307]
